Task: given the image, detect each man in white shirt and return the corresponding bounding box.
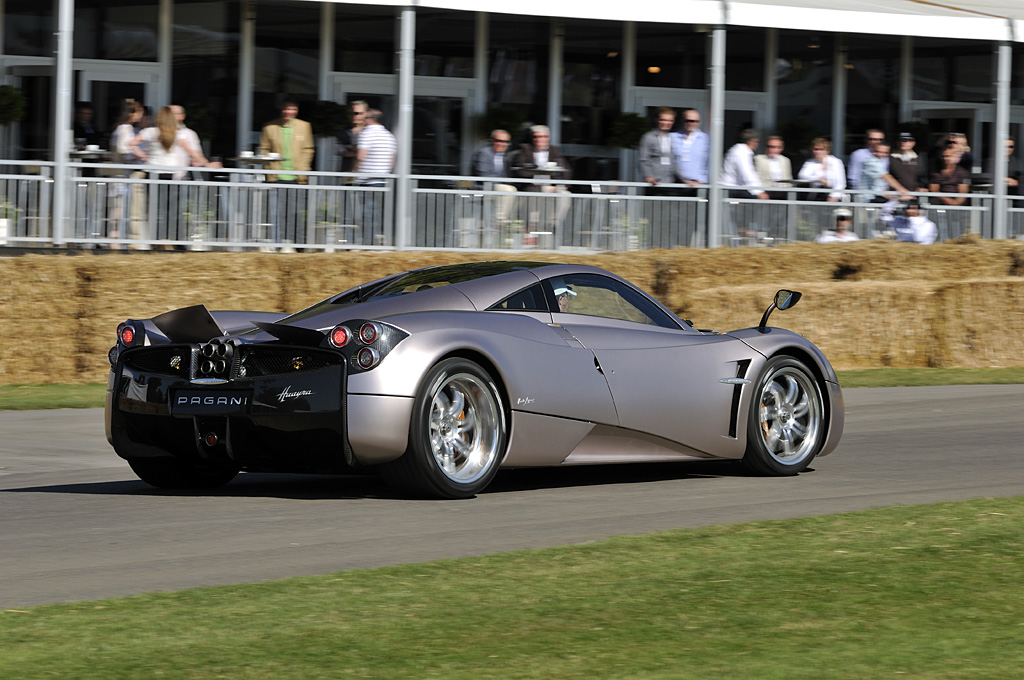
[354,109,397,187]
[721,129,769,200]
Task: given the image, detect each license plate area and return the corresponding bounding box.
[171,389,252,415]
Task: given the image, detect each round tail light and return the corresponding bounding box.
[329,325,351,348]
[117,323,135,346]
[358,322,382,344]
[355,346,380,370]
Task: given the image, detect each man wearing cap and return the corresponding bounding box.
[817,208,859,243]
[880,197,936,244]
[553,284,577,313]
[890,133,922,193]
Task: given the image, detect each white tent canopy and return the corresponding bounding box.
[297,0,1023,42]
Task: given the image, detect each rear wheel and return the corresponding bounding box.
[381,358,507,499]
[743,356,825,476]
[128,457,239,489]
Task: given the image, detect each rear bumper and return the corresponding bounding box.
[106,344,357,473]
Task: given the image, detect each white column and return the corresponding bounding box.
[157,0,172,106]
[992,39,1011,240]
[394,7,415,249]
[52,0,74,245]
[831,35,847,160]
[707,24,726,249]
[763,28,777,134]
[899,35,913,123]
[474,13,488,119]
[316,3,334,172]
[621,21,636,181]
[548,19,563,144]
[236,2,256,155]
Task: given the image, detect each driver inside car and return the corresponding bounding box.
[553,284,577,313]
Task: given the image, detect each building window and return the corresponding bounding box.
[74,0,159,62]
[488,16,550,137]
[4,0,53,57]
[846,35,901,145]
[913,38,991,103]
[726,27,765,92]
[561,19,621,144]
[173,1,241,160]
[416,9,474,78]
[775,31,834,156]
[335,5,395,74]
[634,23,706,90]
[252,1,319,131]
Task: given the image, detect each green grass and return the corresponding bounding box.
[0,383,106,410]
[3,367,1023,411]
[836,366,1024,388]
[2,497,1022,679]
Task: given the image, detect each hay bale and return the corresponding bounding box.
[929,279,1024,368]
[0,256,80,383]
[5,242,1024,385]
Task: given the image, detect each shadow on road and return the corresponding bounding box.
[3,459,775,500]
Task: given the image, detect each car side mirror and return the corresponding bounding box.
[775,289,802,311]
[759,289,802,331]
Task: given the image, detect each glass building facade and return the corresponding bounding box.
[1,0,1022,179]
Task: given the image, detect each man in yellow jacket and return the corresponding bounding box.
[259,101,314,184]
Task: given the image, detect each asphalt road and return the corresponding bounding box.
[3,385,1023,609]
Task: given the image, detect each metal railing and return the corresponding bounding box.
[1,159,1022,251]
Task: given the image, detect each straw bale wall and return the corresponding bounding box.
[2,239,1023,385]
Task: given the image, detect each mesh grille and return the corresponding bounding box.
[123,346,193,377]
[233,347,341,378]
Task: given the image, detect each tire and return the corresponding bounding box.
[381,358,507,499]
[128,457,239,489]
[743,356,826,476]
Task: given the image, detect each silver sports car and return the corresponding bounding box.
[105,261,844,498]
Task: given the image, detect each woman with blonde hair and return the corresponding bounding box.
[130,106,205,179]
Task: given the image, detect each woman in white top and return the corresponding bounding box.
[111,99,143,166]
[798,137,847,202]
[130,106,205,180]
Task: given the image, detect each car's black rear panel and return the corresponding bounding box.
[108,343,357,473]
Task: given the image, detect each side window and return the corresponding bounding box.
[489,284,549,312]
[547,274,680,329]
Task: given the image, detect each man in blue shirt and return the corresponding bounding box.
[671,108,710,188]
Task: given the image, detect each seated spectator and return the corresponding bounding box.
[798,138,846,201]
[754,136,793,193]
[817,208,860,242]
[880,197,937,244]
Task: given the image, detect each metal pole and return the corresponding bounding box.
[993,37,1011,240]
[548,19,563,144]
[831,35,847,160]
[157,0,172,106]
[707,21,726,248]
[621,21,636,182]
[394,6,415,249]
[52,0,75,246]
[237,3,256,155]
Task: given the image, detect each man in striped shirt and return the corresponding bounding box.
[354,109,396,187]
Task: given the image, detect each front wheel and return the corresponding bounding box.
[743,356,826,476]
[128,457,239,489]
[380,358,507,499]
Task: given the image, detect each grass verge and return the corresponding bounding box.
[2,496,1022,679]
[3,367,1024,410]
